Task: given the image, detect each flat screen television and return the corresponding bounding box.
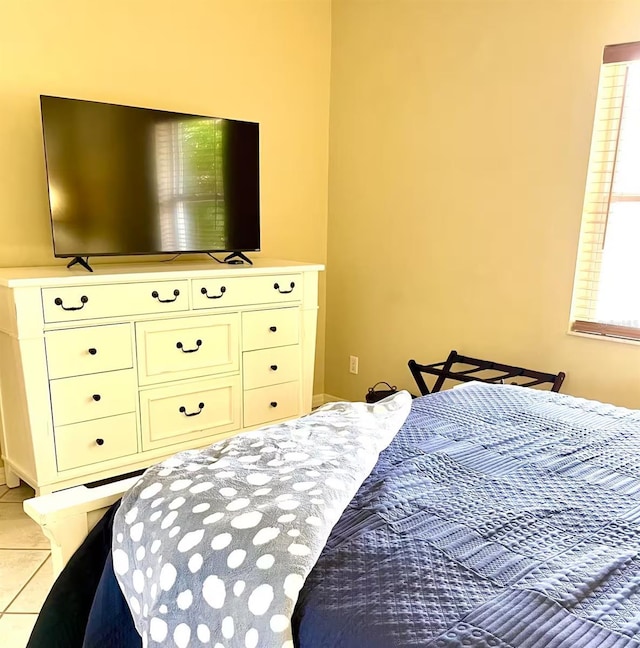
[40,95,260,263]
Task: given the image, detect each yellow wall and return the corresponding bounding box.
[326,0,640,408]
[0,0,331,395]
[4,0,640,410]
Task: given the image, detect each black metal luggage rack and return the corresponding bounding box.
[408,349,565,396]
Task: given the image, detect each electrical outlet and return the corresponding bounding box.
[349,355,359,374]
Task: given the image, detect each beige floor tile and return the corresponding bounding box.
[0,549,48,612]
[0,503,49,549]
[6,557,54,614]
[0,485,8,499]
[0,613,38,648]
[0,483,35,504]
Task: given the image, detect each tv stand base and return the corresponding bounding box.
[66,256,93,272]
[224,251,253,265]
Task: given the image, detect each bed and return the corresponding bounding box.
[26,381,640,648]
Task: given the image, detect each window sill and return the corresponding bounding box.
[566,329,640,347]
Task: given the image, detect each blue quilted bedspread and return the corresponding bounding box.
[293,383,640,648]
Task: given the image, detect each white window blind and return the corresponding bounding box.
[154,118,227,251]
[571,42,640,340]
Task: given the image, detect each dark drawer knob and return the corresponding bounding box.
[274,282,295,294]
[176,339,203,353]
[201,286,226,300]
[151,289,180,303]
[95,438,105,446]
[92,394,101,402]
[270,401,278,408]
[54,295,88,311]
[88,348,97,355]
[269,326,277,332]
[270,364,278,371]
[179,402,205,417]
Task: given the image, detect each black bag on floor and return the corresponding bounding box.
[365,382,397,403]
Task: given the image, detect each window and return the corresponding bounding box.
[571,42,640,340]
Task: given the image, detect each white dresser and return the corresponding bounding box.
[0,259,322,494]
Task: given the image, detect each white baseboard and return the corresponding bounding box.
[312,393,346,409]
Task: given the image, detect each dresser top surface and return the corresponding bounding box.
[0,258,324,287]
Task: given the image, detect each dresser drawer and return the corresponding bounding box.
[140,376,241,451]
[136,314,239,386]
[243,345,301,390]
[50,369,137,426]
[192,274,302,310]
[45,324,133,379]
[42,280,189,323]
[242,308,299,351]
[55,413,138,472]
[243,381,300,427]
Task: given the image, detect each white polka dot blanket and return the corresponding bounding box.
[112,390,412,648]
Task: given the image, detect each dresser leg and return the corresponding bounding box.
[5,466,20,488]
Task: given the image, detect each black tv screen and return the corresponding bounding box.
[40,96,260,258]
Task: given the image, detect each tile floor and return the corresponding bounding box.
[0,481,54,648]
